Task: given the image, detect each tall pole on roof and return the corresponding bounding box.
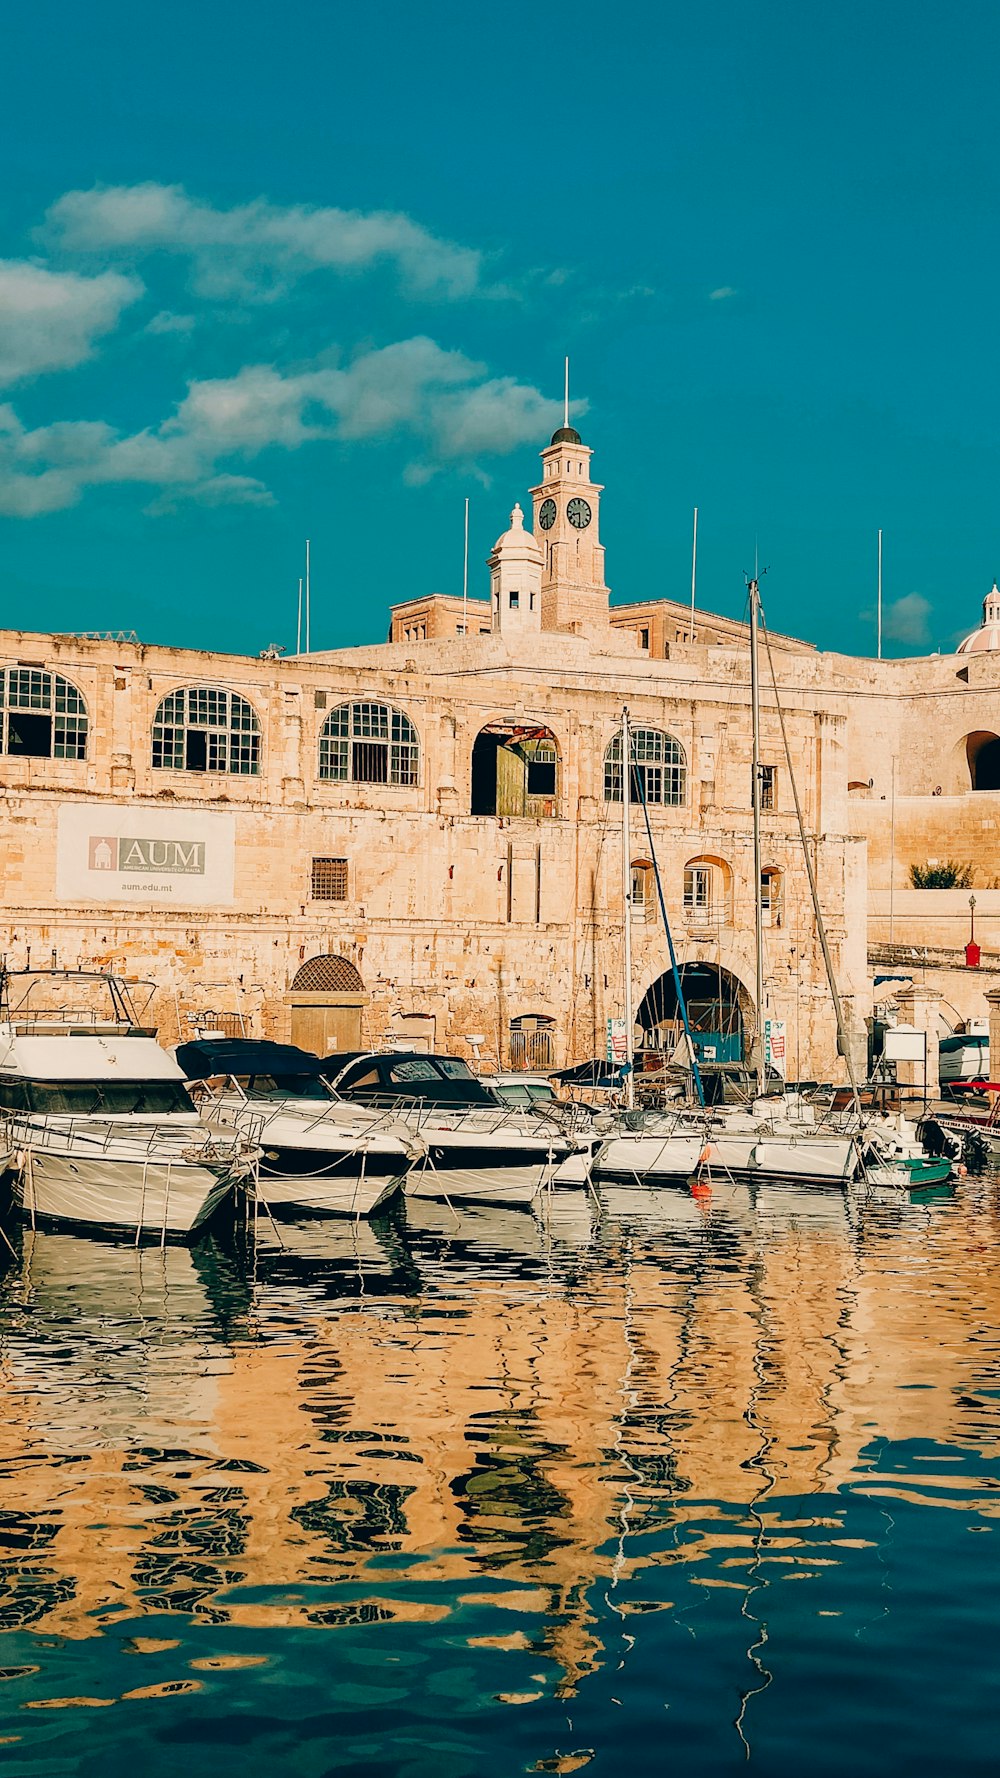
[689,506,699,642]
[296,577,303,655]
[564,356,570,430]
[877,528,883,660]
[305,537,311,653]
[462,497,469,636]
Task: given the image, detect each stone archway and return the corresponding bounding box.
[636,962,750,1064]
[287,954,368,1056]
[966,730,1000,790]
[470,721,559,817]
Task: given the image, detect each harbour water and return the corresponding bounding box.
[1,1179,999,1775]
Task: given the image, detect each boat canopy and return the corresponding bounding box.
[176,1038,325,1081]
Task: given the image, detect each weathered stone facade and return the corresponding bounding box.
[5,420,1000,1071]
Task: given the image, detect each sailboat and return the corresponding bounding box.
[591,707,707,1187]
[690,576,952,1190]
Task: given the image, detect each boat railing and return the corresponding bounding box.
[6,1111,249,1165]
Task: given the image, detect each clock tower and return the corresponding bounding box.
[529,424,611,633]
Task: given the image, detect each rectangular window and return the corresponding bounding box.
[311,857,348,900]
[527,756,556,796]
[639,627,649,649]
[7,711,52,757]
[353,739,388,783]
[509,590,520,609]
[760,765,776,810]
[185,729,209,772]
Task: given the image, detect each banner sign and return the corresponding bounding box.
[764,1017,787,1079]
[606,1018,628,1064]
[57,804,236,907]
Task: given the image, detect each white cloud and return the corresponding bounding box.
[146,310,196,335]
[883,592,932,647]
[0,260,141,386]
[0,336,571,517]
[430,377,573,458]
[46,182,484,302]
[709,286,737,301]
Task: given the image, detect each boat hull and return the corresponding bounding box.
[251,1154,405,1219]
[594,1132,704,1182]
[703,1130,857,1182]
[11,1150,232,1237]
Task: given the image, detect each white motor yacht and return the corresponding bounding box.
[322,1051,595,1208]
[0,970,256,1239]
[686,1095,859,1184]
[176,1038,420,1218]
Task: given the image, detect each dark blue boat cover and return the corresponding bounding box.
[175,1038,324,1080]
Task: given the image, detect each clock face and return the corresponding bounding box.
[538,497,557,531]
[567,496,592,530]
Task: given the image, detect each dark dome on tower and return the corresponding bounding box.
[550,425,582,445]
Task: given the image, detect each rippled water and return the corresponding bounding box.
[1,1177,999,1775]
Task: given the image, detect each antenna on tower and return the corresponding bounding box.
[296,577,303,654]
[305,538,311,653]
[563,356,570,430]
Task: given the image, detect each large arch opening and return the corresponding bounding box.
[966,731,1000,790]
[470,722,559,817]
[636,962,749,1066]
[286,954,368,1056]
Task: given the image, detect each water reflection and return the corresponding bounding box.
[0,1181,998,1773]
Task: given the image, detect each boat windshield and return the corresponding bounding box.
[241,1073,331,1102]
[0,1079,193,1115]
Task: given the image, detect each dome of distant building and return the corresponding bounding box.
[957,583,1000,653]
[550,425,582,445]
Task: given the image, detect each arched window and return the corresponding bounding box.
[152,686,260,774]
[760,868,783,928]
[604,727,686,806]
[630,859,656,921]
[319,701,419,786]
[0,666,88,759]
[682,856,733,928]
[509,1014,556,1071]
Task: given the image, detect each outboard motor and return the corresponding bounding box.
[920,1117,961,1161]
[962,1130,990,1175]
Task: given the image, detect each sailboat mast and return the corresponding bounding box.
[621,705,635,1109]
[749,576,765,1094]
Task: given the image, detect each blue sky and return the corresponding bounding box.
[1,0,998,657]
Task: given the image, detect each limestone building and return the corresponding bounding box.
[3,416,1000,1076]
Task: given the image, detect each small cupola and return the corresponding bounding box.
[487,503,543,635]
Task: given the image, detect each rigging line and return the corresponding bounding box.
[759,611,862,1115]
[631,732,706,1108]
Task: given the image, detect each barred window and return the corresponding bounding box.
[0,666,88,759]
[151,686,260,774]
[311,857,348,900]
[318,700,419,787]
[604,727,686,806]
[760,764,777,810]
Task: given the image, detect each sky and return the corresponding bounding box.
[1,0,999,659]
